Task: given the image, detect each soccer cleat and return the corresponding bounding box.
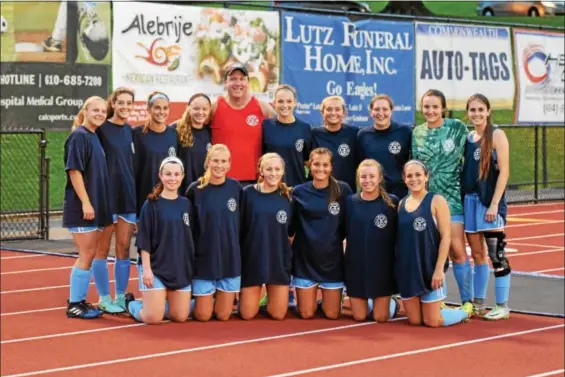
[259,293,268,307]
[124,292,136,317]
[98,295,125,314]
[78,4,109,61]
[113,294,127,311]
[461,301,474,318]
[484,305,510,321]
[66,300,103,319]
[42,37,62,52]
[473,303,488,318]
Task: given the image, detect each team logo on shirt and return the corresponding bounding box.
[168,146,176,157]
[295,139,304,152]
[442,138,455,153]
[131,142,135,154]
[227,198,237,212]
[246,115,260,127]
[413,217,427,232]
[388,141,401,155]
[206,143,212,151]
[338,144,350,157]
[183,212,190,226]
[276,210,288,224]
[473,147,481,161]
[328,201,340,215]
[374,214,388,228]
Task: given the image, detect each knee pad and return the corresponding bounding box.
[485,232,511,277]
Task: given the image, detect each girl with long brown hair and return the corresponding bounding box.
[124,157,196,324]
[171,93,212,193]
[64,96,113,319]
[290,147,352,320]
[462,93,511,320]
[91,87,136,314]
[239,153,293,320]
[132,91,178,216]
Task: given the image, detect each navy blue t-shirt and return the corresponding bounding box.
[136,196,195,290]
[311,125,358,191]
[186,178,242,280]
[344,193,399,299]
[461,131,507,221]
[395,192,440,299]
[356,122,412,199]
[96,120,136,215]
[132,126,178,216]
[171,122,212,194]
[63,126,113,228]
[262,118,312,187]
[290,180,352,282]
[240,185,293,287]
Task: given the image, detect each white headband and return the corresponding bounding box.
[160,156,184,172]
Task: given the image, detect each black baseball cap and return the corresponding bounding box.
[224,63,249,80]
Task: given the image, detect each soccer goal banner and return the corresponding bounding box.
[281,12,415,127]
[414,22,515,111]
[0,2,112,130]
[112,2,280,125]
[513,29,564,125]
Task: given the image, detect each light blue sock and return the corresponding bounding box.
[453,260,473,303]
[367,299,374,315]
[190,298,195,314]
[114,259,131,296]
[495,274,511,306]
[441,308,468,326]
[69,266,91,303]
[474,264,490,300]
[389,298,397,319]
[128,300,143,322]
[91,259,110,297]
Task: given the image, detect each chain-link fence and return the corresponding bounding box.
[0,129,49,241]
[499,125,565,203]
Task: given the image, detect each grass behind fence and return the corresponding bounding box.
[1,109,563,212]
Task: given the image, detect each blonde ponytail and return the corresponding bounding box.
[197,144,231,189]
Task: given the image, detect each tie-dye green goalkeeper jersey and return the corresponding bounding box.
[411,118,469,216]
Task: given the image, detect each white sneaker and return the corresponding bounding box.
[484,305,510,321]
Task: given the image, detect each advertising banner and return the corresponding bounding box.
[415,22,515,110]
[0,1,112,130]
[281,11,415,127]
[112,2,280,125]
[513,28,564,125]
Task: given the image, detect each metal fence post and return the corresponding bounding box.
[39,130,48,239]
[45,156,51,241]
[542,126,548,188]
[534,125,539,202]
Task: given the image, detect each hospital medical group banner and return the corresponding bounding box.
[415,22,515,111]
[0,1,111,130]
[112,2,280,124]
[513,29,564,125]
[281,12,416,127]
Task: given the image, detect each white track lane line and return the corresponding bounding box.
[1,255,46,260]
[263,325,565,377]
[507,248,564,258]
[3,323,562,377]
[506,220,564,228]
[533,267,564,274]
[509,233,564,242]
[525,369,565,377]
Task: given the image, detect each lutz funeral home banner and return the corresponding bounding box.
[112,2,280,125]
[281,12,415,127]
[415,22,515,111]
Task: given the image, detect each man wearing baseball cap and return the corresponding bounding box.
[210,62,276,185]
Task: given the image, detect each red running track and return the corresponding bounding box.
[1,202,563,376]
